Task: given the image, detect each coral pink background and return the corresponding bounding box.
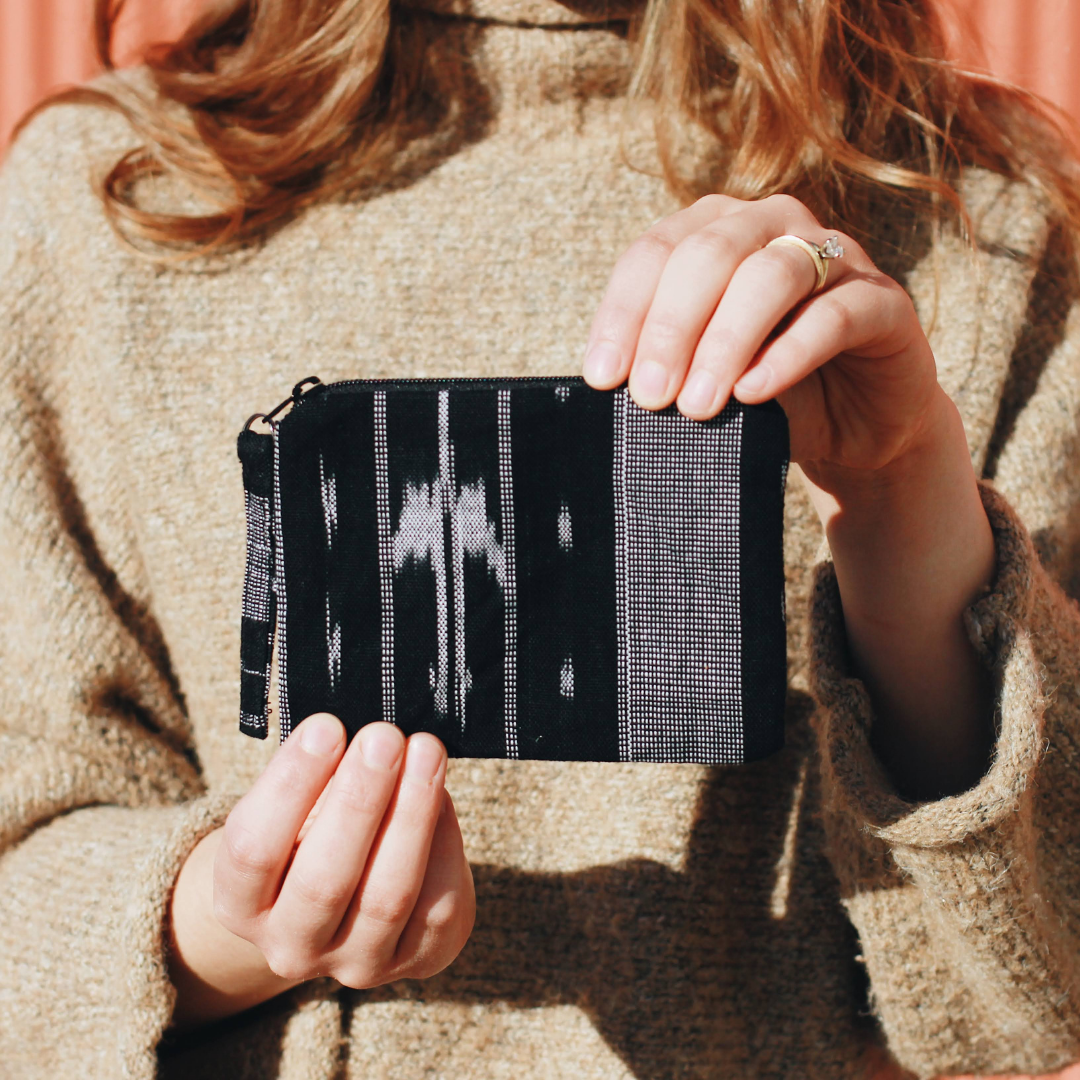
[0,0,202,150]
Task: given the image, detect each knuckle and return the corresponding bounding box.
[589,302,635,347]
[360,887,420,929]
[697,322,743,361]
[776,334,812,373]
[886,279,916,319]
[329,767,388,817]
[421,898,459,937]
[262,945,316,983]
[678,228,730,264]
[221,817,277,879]
[693,192,729,211]
[821,296,855,339]
[627,230,675,268]
[639,314,687,352]
[399,927,470,981]
[287,866,350,915]
[212,890,253,935]
[268,756,314,801]
[382,793,434,835]
[765,192,809,219]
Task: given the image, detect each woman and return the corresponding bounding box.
[1,0,1079,1076]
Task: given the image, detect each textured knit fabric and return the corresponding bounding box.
[1,2,1079,1077]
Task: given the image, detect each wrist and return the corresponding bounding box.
[167,827,303,1031]
[800,388,994,624]
[797,387,997,799]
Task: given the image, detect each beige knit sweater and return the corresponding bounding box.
[2,2,1080,1077]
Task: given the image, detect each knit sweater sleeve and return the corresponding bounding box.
[0,111,237,1079]
[810,244,1080,1075]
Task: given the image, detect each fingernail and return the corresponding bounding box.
[299,714,342,757]
[634,359,669,403]
[679,370,718,414]
[583,341,621,384]
[360,724,403,770]
[735,362,772,396]
[405,736,444,783]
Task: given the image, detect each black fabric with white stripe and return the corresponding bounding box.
[237,429,276,738]
[237,377,788,764]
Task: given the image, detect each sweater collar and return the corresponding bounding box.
[399,0,649,128]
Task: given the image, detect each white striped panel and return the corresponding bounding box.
[374,392,396,726]
[612,391,630,760]
[272,426,292,743]
[613,391,744,763]
[497,390,519,758]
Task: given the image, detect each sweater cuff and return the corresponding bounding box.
[0,793,237,1080]
[809,480,1048,849]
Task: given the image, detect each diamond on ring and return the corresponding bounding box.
[820,236,845,260]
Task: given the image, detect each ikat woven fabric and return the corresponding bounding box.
[238,377,789,764]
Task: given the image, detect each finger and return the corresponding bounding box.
[269,721,406,955]
[390,790,475,980]
[675,232,862,419]
[215,713,345,924]
[581,194,745,390]
[745,276,929,469]
[630,207,825,413]
[329,733,448,976]
[731,273,912,407]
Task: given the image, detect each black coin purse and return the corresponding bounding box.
[237,375,789,764]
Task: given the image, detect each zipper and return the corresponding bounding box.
[243,373,592,433]
[322,374,586,390]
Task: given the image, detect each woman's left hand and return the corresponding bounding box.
[581,192,999,801]
[580,192,939,482]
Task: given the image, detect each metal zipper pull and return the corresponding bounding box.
[241,375,323,435]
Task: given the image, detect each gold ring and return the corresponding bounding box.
[764,234,845,295]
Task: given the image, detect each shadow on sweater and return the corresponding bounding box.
[14,376,204,779]
[984,223,1079,487]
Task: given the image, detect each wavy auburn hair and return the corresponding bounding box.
[29,0,1080,251]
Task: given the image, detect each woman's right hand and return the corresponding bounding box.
[166,715,475,1030]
